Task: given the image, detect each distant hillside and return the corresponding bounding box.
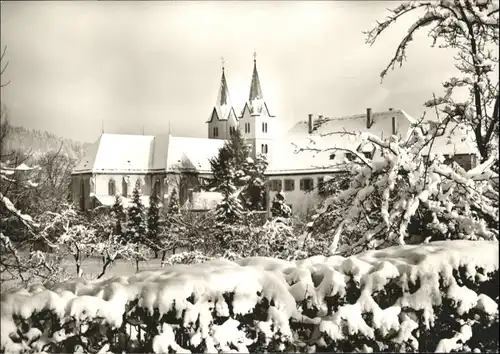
[4,125,91,162]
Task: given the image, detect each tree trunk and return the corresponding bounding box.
[161,251,167,267]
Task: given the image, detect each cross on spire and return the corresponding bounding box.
[253,50,257,63]
[221,56,225,72]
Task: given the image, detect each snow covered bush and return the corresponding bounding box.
[271,191,292,219]
[162,250,212,266]
[0,240,497,353]
[305,120,499,256]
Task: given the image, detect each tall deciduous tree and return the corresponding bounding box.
[365,0,499,161]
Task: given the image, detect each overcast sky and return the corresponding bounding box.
[1,1,462,143]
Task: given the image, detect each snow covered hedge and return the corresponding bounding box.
[1,240,498,353]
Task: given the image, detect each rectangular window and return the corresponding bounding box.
[248,123,251,134]
[300,178,314,191]
[265,122,268,133]
[284,179,294,191]
[269,179,282,192]
[213,127,219,137]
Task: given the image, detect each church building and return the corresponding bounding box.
[71,55,478,216]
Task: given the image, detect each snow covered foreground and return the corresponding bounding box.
[1,240,498,353]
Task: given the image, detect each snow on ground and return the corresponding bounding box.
[1,240,498,353]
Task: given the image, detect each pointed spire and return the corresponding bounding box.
[217,60,230,106]
[249,51,263,101]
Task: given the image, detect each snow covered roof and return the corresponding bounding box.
[73,133,158,174]
[267,109,416,174]
[166,136,225,173]
[421,121,479,156]
[73,133,225,175]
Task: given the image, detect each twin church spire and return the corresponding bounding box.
[211,52,269,121]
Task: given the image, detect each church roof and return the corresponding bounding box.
[206,69,237,122]
[249,59,263,102]
[73,133,159,174]
[73,133,224,175]
[166,136,225,173]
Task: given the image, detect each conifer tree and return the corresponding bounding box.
[110,194,126,236]
[214,164,244,223]
[147,191,161,257]
[208,129,268,212]
[167,188,180,214]
[124,180,147,271]
[160,188,182,263]
[271,191,292,219]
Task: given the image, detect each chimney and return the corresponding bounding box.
[308,114,313,134]
[392,116,398,135]
[366,108,372,128]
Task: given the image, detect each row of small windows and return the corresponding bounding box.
[269,177,315,192]
[327,151,374,161]
[107,178,161,197]
[261,144,269,154]
[212,124,267,136]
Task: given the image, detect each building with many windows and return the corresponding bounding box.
[71,55,478,216]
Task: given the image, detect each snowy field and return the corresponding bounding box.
[1,240,498,353]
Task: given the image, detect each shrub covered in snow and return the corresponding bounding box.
[271,191,292,219]
[1,240,497,353]
[305,121,499,256]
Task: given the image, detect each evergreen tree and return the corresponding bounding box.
[215,165,244,223]
[147,191,161,257]
[161,188,182,261]
[167,188,180,214]
[271,191,292,219]
[124,180,147,271]
[208,129,268,212]
[110,194,126,236]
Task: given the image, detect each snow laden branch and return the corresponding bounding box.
[303,121,499,256]
[365,0,500,161]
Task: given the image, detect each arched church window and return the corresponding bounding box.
[122,176,130,197]
[108,179,116,196]
[153,178,161,197]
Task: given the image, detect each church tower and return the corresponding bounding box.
[207,59,238,140]
[240,52,275,159]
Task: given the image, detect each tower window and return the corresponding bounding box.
[262,122,268,133]
[244,123,251,134]
[261,144,268,154]
[213,127,219,137]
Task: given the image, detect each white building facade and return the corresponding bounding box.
[71,55,479,216]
